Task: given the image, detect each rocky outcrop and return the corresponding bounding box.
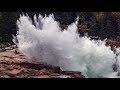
[0,45,84,78]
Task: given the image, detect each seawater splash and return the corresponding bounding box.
[13,14,120,78]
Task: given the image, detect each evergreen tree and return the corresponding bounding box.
[105,12,119,38]
[0,12,19,43]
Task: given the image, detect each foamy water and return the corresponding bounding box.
[13,14,120,78]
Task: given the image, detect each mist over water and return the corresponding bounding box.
[13,14,120,78]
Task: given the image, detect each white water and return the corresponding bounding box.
[13,14,120,78]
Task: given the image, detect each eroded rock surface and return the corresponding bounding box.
[0,45,84,78]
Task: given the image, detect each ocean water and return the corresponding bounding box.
[13,14,120,78]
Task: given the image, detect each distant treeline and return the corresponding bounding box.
[0,12,120,44]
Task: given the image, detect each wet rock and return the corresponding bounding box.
[7,69,22,75]
[0,46,85,78]
[52,75,71,78]
[0,75,11,78]
[33,75,50,78]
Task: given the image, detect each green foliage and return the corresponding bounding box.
[78,22,88,29]
[0,12,119,44]
[0,12,19,43]
[94,12,106,23]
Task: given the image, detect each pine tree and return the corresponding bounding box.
[105,12,119,38]
[0,12,19,43]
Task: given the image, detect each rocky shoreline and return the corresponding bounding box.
[0,38,120,78]
[0,45,85,78]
